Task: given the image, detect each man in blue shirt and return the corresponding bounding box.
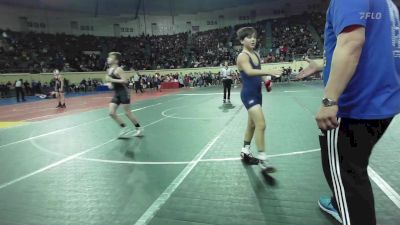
[298,0,400,224]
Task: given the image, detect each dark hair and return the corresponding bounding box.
[236,27,257,41]
[108,52,122,61]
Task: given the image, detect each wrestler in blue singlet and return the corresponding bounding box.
[240,52,262,110]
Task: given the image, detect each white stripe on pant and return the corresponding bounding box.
[327,118,351,225]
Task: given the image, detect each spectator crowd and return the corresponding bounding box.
[0,12,325,74]
[189,27,232,68]
[268,14,322,63]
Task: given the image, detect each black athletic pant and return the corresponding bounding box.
[15,87,25,102]
[320,117,393,225]
[223,79,232,100]
[135,81,143,93]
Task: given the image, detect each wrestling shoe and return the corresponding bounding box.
[240,146,259,165]
[259,159,276,173]
[132,127,144,137]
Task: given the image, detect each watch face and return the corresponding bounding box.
[322,98,336,106]
[322,98,329,106]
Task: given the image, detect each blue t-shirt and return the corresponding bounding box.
[324,0,400,119]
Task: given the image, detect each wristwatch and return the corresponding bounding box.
[322,98,338,107]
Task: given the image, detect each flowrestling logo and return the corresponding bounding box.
[360,12,382,20]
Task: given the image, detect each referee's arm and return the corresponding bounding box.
[324,26,365,102]
[316,26,365,130]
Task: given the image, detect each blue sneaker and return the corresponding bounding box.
[318,197,343,224]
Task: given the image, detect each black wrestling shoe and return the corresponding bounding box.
[240,147,259,165]
[259,160,277,173]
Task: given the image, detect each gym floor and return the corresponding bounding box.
[0,81,399,225]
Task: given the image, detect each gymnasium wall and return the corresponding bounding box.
[0,59,323,84]
[0,0,322,36]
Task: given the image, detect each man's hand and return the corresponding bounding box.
[265,68,283,77]
[296,58,322,80]
[316,105,339,130]
[105,76,111,82]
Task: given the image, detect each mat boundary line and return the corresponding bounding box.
[0,103,162,149]
[134,105,243,225]
[134,130,224,225]
[0,116,170,190]
[368,167,400,209]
